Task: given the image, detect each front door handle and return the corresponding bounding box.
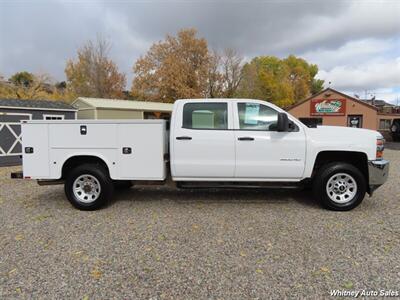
[176,136,192,140]
[238,137,254,141]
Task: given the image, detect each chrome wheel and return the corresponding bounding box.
[326,173,357,204]
[73,174,101,203]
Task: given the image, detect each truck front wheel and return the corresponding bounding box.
[313,162,366,211]
[65,164,114,210]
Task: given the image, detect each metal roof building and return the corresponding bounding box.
[72,97,173,120]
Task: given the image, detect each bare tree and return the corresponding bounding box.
[205,48,243,98]
[220,48,243,98]
[65,36,126,98]
[207,49,223,98]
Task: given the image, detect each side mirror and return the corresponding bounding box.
[277,112,289,132]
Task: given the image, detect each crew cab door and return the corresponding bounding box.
[171,101,235,178]
[234,101,306,179]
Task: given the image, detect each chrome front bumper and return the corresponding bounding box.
[368,159,389,194]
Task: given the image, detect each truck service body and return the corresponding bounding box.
[14,99,389,211]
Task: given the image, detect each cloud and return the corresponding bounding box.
[0,1,106,79]
[302,36,400,103]
[0,0,399,102]
[317,57,400,91]
[301,38,396,69]
[273,1,400,54]
[101,0,344,56]
[0,0,344,79]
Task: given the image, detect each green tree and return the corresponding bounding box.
[9,71,34,87]
[238,56,294,107]
[284,55,324,101]
[237,55,324,107]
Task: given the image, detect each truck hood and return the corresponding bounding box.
[311,125,382,139]
[305,125,381,160]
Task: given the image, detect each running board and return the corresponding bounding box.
[176,181,302,190]
[37,180,64,186]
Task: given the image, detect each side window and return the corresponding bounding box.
[238,103,278,131]
[43,115,64,120]
[183,103,228,130]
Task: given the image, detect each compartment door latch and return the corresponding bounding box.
[122,147,132,154]
[80,125,87,135]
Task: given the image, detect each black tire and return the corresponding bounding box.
[312,162,366,211]
[114,180,133,190]
[64,163,114,210]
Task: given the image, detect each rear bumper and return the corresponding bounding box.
[368,159,389,194]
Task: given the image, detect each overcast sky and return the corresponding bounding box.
[0,0,399,103]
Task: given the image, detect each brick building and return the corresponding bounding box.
[287,88,400,140]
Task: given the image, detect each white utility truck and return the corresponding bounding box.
[12,99,389,211]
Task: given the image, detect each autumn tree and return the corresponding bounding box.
[131,29,210,103]
[65,37,126,99]
[0,73,76,102]
[0,80,16,99]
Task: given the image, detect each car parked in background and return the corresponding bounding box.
[390,119,400,142]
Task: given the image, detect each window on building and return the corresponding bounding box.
[299,118,323,128]
[144,112,171,120]
[238,102,278,131]
[43,115,64,120]
[347,115,363,128]
[183,103,227,130]
[379,119,392,131]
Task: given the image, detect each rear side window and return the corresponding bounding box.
[182,103,228,130]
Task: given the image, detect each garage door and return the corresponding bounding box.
[0,113,32,166]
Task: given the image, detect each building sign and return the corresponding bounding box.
[310,99,346,116]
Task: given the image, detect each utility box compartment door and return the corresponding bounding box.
[49,123,118,148]
[117,123,166,180]
[21,123,50,178]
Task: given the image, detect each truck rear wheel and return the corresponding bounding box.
[313,162,366,211]
[65,164,113,210]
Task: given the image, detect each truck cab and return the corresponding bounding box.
[170,99,305,181]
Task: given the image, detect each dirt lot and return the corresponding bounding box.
[1,144,399,299]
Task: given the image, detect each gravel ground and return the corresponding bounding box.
[0,145,399,299]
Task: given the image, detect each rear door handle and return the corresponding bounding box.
[176,136,192,140]
[238,137,254,141]
[122,147,132,154]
